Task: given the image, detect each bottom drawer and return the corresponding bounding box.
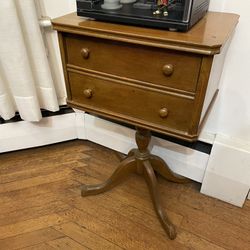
[68,71,195,137]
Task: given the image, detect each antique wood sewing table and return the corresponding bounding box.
[52,12,239,239]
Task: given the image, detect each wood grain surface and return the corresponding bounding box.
[0,140,249,249]
[52,12,239,55]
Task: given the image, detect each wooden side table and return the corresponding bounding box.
[52,12,239,239]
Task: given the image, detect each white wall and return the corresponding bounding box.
[38,0,76,18]
[205,1,250,142]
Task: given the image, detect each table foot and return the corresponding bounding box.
[81,156,136,197]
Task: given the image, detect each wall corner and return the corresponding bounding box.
[73,108,86,140]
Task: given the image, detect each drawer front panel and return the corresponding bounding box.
[65,34,202,93]
[68,71,194,133]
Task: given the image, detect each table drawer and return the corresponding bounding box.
[68,71,195,134]
[65,34,202,93]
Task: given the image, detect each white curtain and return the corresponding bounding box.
[0,0,60,121]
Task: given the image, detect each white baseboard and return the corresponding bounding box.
[201,134,250,207]
[0,113,80,153]
[1,112,249,206]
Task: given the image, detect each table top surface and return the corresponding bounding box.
[52,12,239,55]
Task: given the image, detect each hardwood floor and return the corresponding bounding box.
[0,140,249,250]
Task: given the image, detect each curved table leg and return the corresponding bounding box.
[143,160,177,240]
[81,156,137,197]
[150,155,189,183]
[127,148,137,157]
[115,149,137,162]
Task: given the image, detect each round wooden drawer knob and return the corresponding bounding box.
[83,89,92,98]
[159,108,168,118]
[162,64,174,76]
[81,48,90,59]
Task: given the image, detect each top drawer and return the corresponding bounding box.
[65,34,202,93]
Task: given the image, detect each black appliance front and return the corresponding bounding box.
[76,0,210,31]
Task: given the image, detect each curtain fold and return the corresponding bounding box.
[0,0,60,121]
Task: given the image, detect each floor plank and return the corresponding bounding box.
[20,242,56,250]
[0,214,66,240]
[0,200,70,226]
[54,222,122,250]
[0,169,71,194]
[47,236,89,250]
[0,227,63,250]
